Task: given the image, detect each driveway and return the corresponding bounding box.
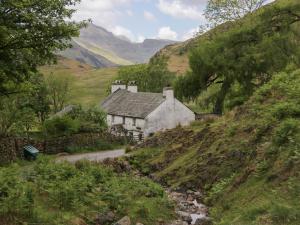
[57,149,126,163]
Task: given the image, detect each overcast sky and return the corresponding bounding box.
[72,0,209,42]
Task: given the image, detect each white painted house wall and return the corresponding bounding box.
[105,85,195,140]
[144,96,195,137]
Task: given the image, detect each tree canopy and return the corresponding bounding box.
[205,0,267,25]
[0,0,84,96]
[175,0,300,114]
[116,56,175,93]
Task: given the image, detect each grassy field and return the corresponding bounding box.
[40,57,119,107]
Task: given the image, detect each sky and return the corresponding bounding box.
[72,0,209,42]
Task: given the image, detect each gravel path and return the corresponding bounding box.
[56,149,126,163]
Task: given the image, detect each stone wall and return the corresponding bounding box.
[0,133,122,164]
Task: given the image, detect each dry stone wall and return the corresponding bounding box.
[0,133,121,164]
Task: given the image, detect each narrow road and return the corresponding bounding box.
[57,149,126,163]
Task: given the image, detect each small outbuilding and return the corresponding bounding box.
[23,145,39,160]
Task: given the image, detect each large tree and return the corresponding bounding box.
[205,0,267,25]
[176,0,300,114]
[0,0,84,96]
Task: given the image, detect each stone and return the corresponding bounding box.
[114,216,131,225]
[167,220,189,225]
[94,211,115,224]
[136,223,144,225]
[194,217,212,225]
[176,211,192,224]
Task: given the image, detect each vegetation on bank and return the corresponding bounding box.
[174,0,300,114]
[129,69,300,224]
[0,157,174,225]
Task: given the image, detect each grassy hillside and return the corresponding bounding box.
[74,39,134,66]
[39,57,119,107]
[129,69,300,224]
[0,157,174,225]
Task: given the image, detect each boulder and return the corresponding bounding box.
[176,211,192,224]
[94,211,115,224]
[114,216,131,225]
[166,220,188,225]
[194,217,212,225]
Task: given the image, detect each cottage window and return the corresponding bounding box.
[133,118,136,126]
[123,117,125,124]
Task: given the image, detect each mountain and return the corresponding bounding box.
[60,24,176,68]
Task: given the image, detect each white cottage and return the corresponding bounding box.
[101,81,195,141]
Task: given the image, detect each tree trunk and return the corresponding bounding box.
[213,81,230,115]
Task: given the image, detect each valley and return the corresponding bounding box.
[0,0,299,224]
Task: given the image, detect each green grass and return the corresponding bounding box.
[0,156,174,225]
[129,69,300,224]
[74,39,134,66]
[40,57,119,107]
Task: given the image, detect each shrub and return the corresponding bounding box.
[273,119,299,146]
[43,116,80,137]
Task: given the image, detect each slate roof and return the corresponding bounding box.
[101,89,166,118]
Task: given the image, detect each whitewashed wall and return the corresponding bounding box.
[144,98,195,136]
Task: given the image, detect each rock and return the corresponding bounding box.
[136,223,144,225]
[176,211,192,224]
[167,220,189,225]
[114,216,131,225]
[94,211,115,224]
[194,217,212,225]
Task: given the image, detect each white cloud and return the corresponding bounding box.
[72,0,133,29]
[157,0,206,20]
[137,35,146,43]
[111,25,135,41]
[126,10,133,16]
[144,11,156,21]
[182,27,200,40]
[157,26,178,40]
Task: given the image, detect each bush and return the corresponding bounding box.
[43,116,80,137]
[273,119,299,146]
[0,157,174,225]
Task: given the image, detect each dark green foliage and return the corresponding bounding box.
[131,69,300,224]
[69,106,107,132]
[116,56,175,93]
[66,140,118,153]
[0,157,174,225]
[43,116,80,137]
[175,0,300,114]
[273,119,299,146]
[0,0,85,96]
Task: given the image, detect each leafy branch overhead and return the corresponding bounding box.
[0,0,86,96]
[175,0,300,114]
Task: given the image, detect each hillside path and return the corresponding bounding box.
[56,149,126,163]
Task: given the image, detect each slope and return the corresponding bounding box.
[60,24,176,68]
[130,68,300,225]
[39,57,118,107]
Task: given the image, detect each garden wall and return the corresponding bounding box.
[0,133,122,164]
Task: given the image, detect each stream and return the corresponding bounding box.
[166,190,211,225]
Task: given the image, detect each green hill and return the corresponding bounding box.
[130,68,300,225]
[39,57,119,107]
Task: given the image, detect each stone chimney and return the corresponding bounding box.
[127,81,138,93]
[111,80,126,93]
[163,87,174,100]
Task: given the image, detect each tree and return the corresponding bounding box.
[175,0,300,114]
[46,74,71,113]
[205,0,267,25]
[0,0,84,96]
[27,75,51,123]
[116,56,175,93]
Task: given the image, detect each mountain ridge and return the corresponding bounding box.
[60,23,176,68]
